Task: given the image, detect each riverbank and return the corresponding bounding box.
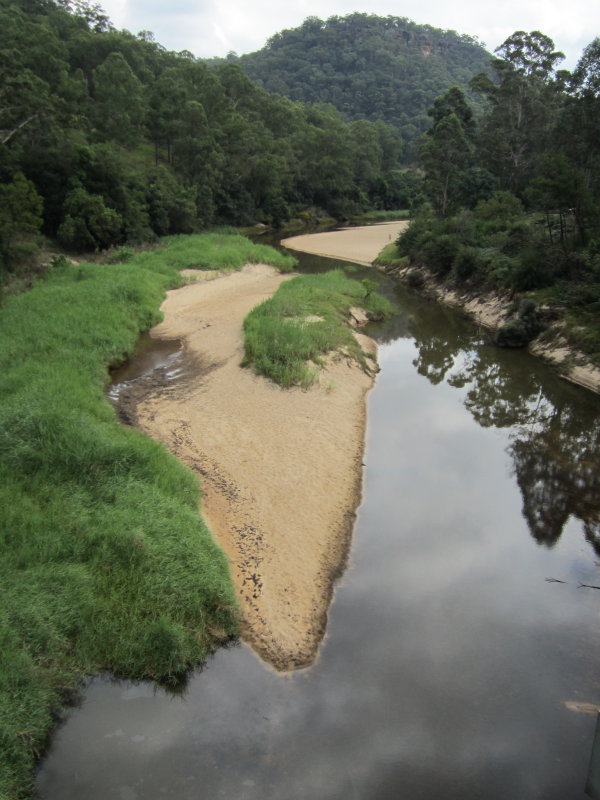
[384,261,600,394]
[128,264,377,669]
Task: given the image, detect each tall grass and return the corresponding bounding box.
[243,269,394,387]
[0,232,293,799]
[116,231,296,275]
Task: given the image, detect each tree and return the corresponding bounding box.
[565,38,600,204]
[92,52,144,145]
[419,88,474,216]
[0,173,43,271]
[495,30,564,81]
[473,32,564,195]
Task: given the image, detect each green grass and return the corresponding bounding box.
[373,242,409,269]
[113,231,297,275]
[0,231,293,800]
[242,269,395,387]
[349,209,410,224]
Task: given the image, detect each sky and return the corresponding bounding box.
[98,0,599,70]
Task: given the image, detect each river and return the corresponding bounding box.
[37,244,600,799]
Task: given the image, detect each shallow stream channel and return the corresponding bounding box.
[38,246,600,799]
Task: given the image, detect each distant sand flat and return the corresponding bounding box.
[282,221,409,264]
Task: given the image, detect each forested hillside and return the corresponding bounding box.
[234,14,492,151]
[0,1,409,280]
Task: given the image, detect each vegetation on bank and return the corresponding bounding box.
[0,232,291,800]
[396,32,600,359]
[348,209,410,225]
[243,270,394,387]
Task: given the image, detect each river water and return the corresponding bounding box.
[37,254,600,799]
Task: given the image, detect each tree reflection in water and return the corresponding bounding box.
[406,305,600,553]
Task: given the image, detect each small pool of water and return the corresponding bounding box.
[107,334,183,405]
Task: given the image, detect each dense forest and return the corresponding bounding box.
[389,31,600,362]
[234,14,492,150]
[0,1,411,281]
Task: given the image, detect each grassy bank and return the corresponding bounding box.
[115,230,296,275]
[243,270,394,387]
[373,242,409,269]
[0,232,294,800]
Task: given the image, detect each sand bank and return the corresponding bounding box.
[133,264,376,670]
[282,221,409,264]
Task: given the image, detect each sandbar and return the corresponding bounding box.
[282,221,409,264]
[133,263,376,669]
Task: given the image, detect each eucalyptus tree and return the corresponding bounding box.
[419,87,475,216]
[472,31,565,195]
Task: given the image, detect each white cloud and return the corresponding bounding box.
[98,0,599,68]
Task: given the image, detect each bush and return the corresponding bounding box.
[422,234,461,276]
[474,191,523,228]
[453,246,481,283]
[57,187,123,251]
[495,299,542,347]
[510,246,556,291]
[405,268,425,288]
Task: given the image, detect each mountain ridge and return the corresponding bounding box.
[231,13,493,154]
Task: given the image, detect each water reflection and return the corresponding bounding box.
[404,295,600,552]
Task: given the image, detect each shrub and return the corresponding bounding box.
[405,268,425,288]
[495,299,542,347]
[422,234,461,276]
[453,246,481,283]
[57,187,123,251]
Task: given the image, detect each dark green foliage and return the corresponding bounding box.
[234,13,491,155]
[423,234,461,276]
[399,31,600,361]
[453,246,482,282]
[495,299,542,347]
[57,187,123,250]
[1,3,412,275]
[0,173,43,273]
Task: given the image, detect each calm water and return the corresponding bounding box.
[38,262,600,799]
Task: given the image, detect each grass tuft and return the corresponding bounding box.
[242,269,394,387]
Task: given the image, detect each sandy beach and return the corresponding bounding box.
[282,221,409,264]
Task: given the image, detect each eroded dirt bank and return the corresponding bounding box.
[132,264,376,670]
[383,263,600,395]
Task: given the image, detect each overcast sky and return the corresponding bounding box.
[99,0,599,70]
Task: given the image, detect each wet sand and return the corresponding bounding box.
[282,221,409,264]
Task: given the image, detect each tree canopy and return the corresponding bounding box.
[400,31,600,360]
[0,2,413,276]
[232,13,492,154]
